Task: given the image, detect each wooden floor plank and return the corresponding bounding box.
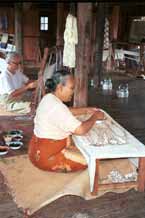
[1,73,145,217]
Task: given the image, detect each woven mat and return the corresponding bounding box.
[0,154,137,215]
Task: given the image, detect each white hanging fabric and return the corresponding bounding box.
[103,18,110,50]
[63,14,78,68]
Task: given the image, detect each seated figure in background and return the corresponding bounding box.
[28,69,105,172]
[0,52,37,114]
[0,56,7,73]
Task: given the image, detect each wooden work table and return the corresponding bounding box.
[73,111,145,195]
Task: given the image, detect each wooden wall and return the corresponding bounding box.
[0,7,14,34]
[0,3,57,65]
[23,4,57,64]
[23,7,39,63]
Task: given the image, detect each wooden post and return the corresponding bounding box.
[90,7,97,77]
[95,3,106,87]
[138,157,145,192]
[56,3,64,47]
[110,6,120,41]
[74,3,92,107]
[14,3,23,56]
[140,43,145,72]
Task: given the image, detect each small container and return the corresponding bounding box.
[102,78,113,90]
[7,129,23,136]
[8,141,23,150]
[102,79,108,90]
[90,79,94,87]
[12,135,23,141]
[116,84,129,98]
[108,78,113,90]
[3,134,13,144]
[0,147,9,155]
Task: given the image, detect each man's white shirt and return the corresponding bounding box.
[0,69,29,95]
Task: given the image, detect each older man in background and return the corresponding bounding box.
[0,52,37,114]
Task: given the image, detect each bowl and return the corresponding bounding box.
[8,141,23,150]
[12,135,23,141]
[0,146,9,155]
[7,129,23,136]
[116,90,129,98]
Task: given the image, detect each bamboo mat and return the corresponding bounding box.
[0,154,137,215]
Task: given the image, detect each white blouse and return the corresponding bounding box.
[34,93,82,140]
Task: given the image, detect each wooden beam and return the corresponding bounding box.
[74,3,92,107]
[23,2,32,12]
[99,182,137,191]
[14,3,23,56]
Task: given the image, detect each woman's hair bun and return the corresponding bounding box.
[45,69,72,93]
[45,78,56,92]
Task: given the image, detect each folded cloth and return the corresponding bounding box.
[0,93,31,114]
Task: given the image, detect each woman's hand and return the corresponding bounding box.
[73,110,106,135]
[93,110,105,120]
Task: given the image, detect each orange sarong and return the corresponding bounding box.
[28,134,87,172]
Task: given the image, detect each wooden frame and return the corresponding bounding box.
[91,157,145,195]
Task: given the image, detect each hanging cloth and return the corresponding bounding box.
[63,14,78,68]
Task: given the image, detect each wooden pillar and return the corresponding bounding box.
[111,6,120,41]
[140,43,145,72]
[74,3,92,107]
[14,3,23,56]
[90,7,97,77]
[56,3,64,47]
[138,157,145,192]
[7,8,14,34]
[95,3,106,86]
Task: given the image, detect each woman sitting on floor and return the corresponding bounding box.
[28,69,105,172]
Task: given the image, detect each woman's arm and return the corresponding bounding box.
[69,107,99,116]
[73,110,105,135]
